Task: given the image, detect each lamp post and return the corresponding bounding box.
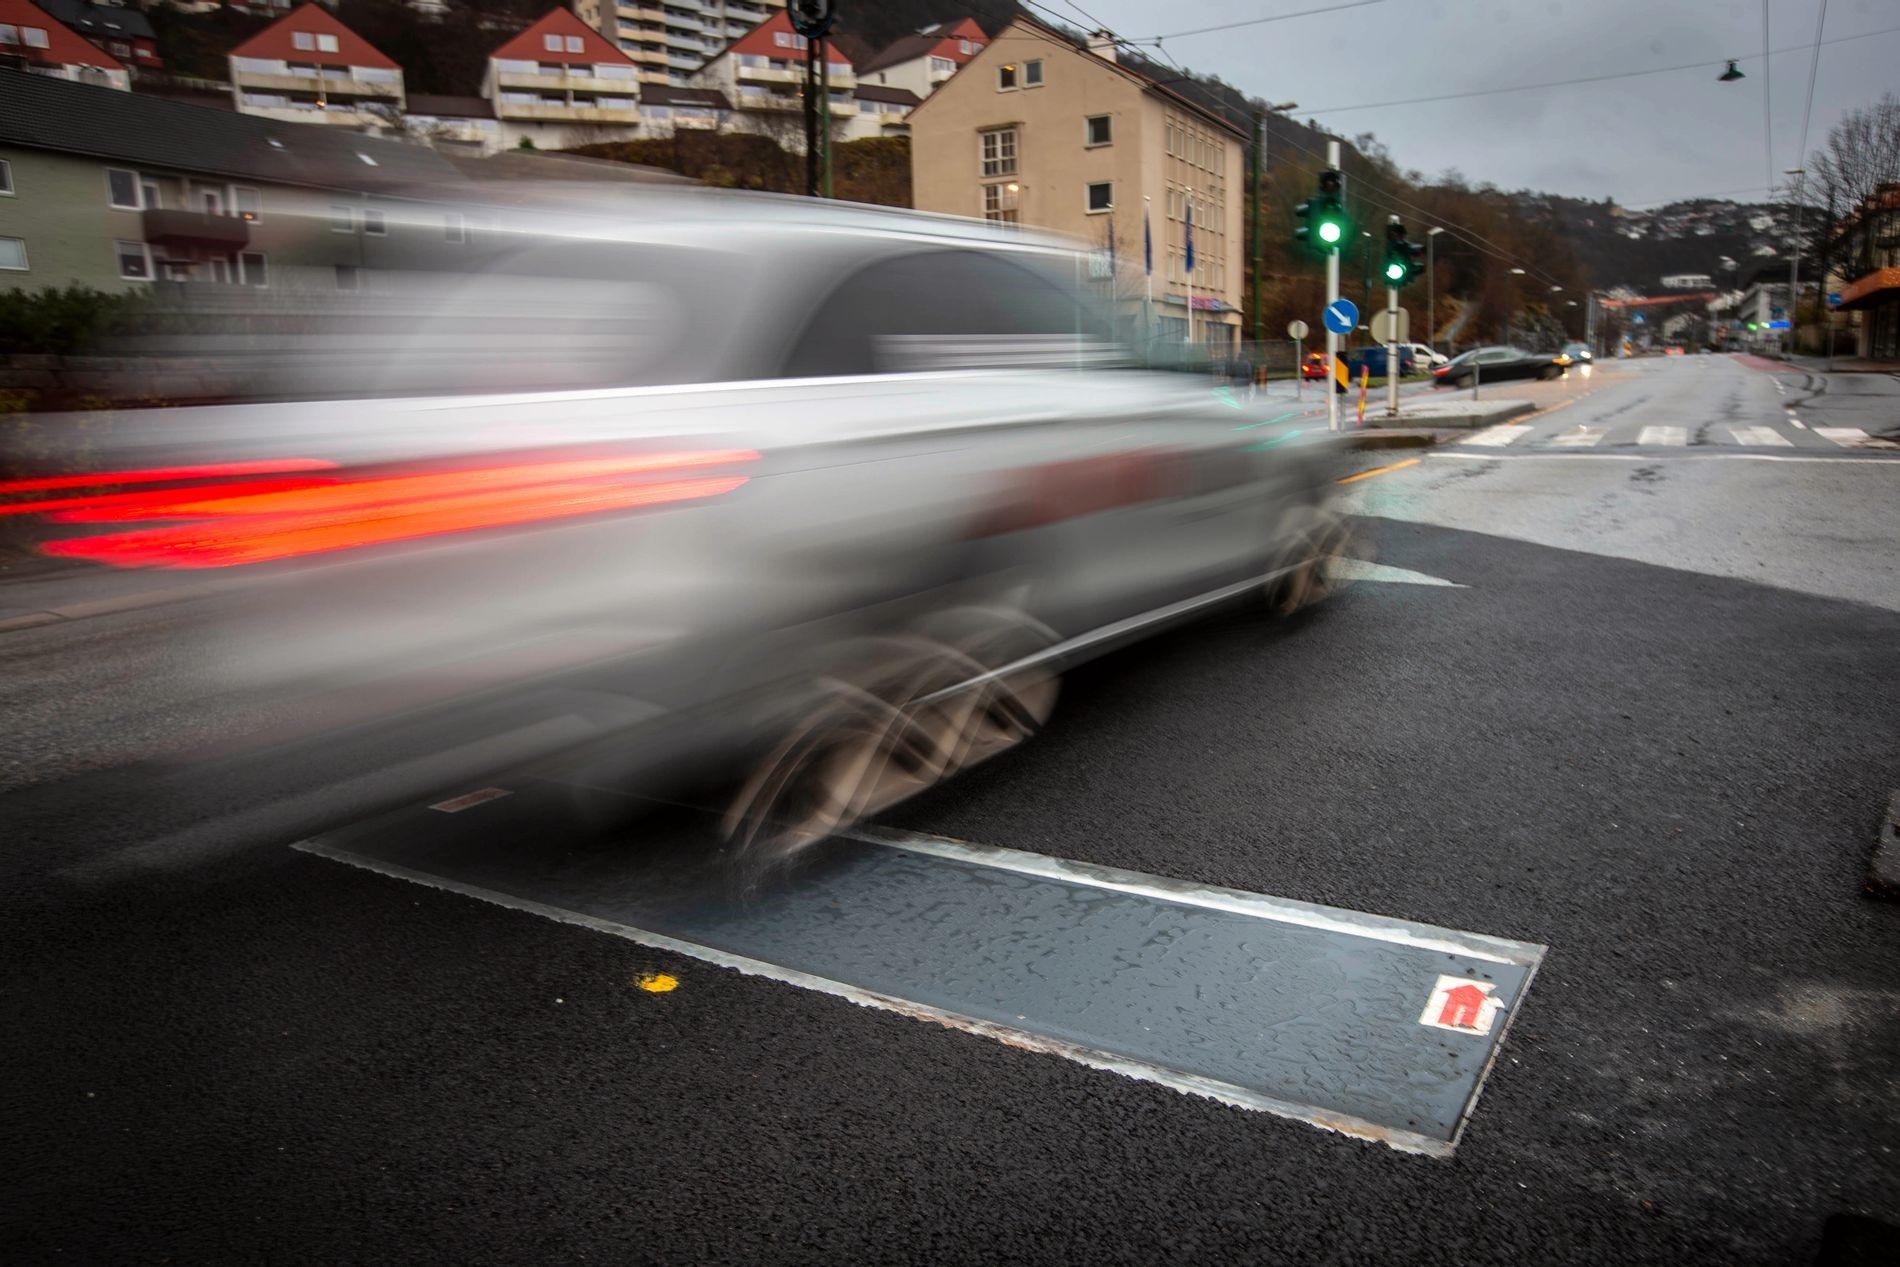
[1425,225,1444,352]
[1784,166,1807,353]
[1247,100,1297,347]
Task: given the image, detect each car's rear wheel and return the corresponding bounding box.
[1272,505,1356,616]
[721,612,1058,887]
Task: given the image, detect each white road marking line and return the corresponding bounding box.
[1815,427,1900,449]
[430,787,512,813]
[1636,426,1687,446]
[1547,427,1605,448]
[1790,419,1807,429]
[1427,451,1899,465]
[1727,426,1794,447]
[1328,559,1467,587]
[1461,424,1532,447]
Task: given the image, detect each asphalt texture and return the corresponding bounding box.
[5,356,1900,1265]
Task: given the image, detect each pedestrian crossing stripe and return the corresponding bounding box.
[1548,427,1605,448]
[1461,425,1531,447]
[1637,426,1688,446]
[1728,426,1794,447]
[1815,427,1900,450]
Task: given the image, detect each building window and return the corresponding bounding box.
[335,265,360,291]
[1023,59,1042,86]
[115,240,150,280]
[0,159,11,196]
[959,39,975,54]
[0,24,16,43]
[106,168,140,209]
[330,205,355,233]
[22,25,49,48]
[1085,114,1111,147]
[0,237,26,271]
[979,127,1017,177]
[981,183,1019,224]
[233,186,261,221]
[1086,182,1112,213]
[317,33,337,53]
[194,185,224,216]
[292,31,313,50]
[997,63,1016,90]
[363,209,386,236]
[929,56,953,73]
[774,31,789,47]
[566,35,583,52]
[240,252,268,287]
[109,41,128,56]
[444,212,467,244]
[544,34,563,51]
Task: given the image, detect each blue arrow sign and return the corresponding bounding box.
[1322,299,1359,336]
[1827,291,1842,308]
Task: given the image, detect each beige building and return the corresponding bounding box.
[906,16,1247,347]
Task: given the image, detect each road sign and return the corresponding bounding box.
[1767,320,1792,329]
[1828,291,1842,308]
[1771,306,1785,319]
[1632,313,1646,324]
[1286,320,1309,340]
[1322,298,1358,336]
[1370,309,1409,343]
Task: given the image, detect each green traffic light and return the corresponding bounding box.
[1384,262,1405,281]
[1318,221,1342,244]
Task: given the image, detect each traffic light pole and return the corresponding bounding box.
[1325,139,1340,434]
[1386,284,1400,418]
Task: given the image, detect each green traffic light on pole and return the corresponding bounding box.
[1295,168,1348,254]
[1381,216,1421,287]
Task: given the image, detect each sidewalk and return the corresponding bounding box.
[1779,353,1899,375]
[0,553,216,633]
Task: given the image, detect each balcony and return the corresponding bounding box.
[230,69,402,98]
[497,70,633,92]
[735,63,800,85]
[235,103,383,126]
[142,209,251,248]
[493,102,641,123]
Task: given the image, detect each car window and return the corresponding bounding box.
[1476,349,1513,363]
[782,249,1117,378]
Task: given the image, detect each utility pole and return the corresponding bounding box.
[1785,167,1806,354]
[1426,225,1443,353]
[1325,138,1340,435]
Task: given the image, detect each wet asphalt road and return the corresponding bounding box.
[4,355,1899,1265]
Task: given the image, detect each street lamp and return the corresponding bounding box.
[1784,166,1807,353]
[1509,267,1526,275]
[1426,225,1444,352]
[1247,101,1299,344]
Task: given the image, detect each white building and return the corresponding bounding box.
[574,0,780,87]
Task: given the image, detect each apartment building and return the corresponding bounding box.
[574,0,780,87]
[0,0,129,89]
[854,17,986,100]
[907,16,1248,347]
[690,9,854,149]
[847,84,921,141]
[0,69,463,294]
[639,83,732,137]
[227,3,404,128]
[481,8,640,149]
[34,0,159,70]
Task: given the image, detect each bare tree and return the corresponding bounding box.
[1805,92,1900,252]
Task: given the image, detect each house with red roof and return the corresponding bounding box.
[0,0,128,90]
[855,18,986,102]
[689,9,855,148]
[481,7,640,146]
[227,3,404,129]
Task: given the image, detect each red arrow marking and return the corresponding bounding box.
[1438,984,1490,1030]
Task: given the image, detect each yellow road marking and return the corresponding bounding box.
[1338,457,1421,484]
[635,972,679,993]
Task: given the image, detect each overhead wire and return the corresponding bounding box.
[1762,0,1775,196]
[1128,1,1386,45]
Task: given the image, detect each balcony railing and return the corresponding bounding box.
[493,102,641,123]
[230,69,402,97]
[142,208,252,248]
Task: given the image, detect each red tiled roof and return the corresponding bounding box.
[726,10,851,67]
[228,2,397,71]
[0,0,125,71]
[858,17,986,74]
[489,7,632,67]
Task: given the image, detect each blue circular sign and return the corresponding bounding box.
[1322,299,1359,336]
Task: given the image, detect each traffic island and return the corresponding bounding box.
[1381,397,1539,427]
[1866,789,1900,899]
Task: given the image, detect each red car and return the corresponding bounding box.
[1300,352,1330,380]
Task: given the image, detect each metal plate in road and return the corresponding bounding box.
[297,782,1545,1156]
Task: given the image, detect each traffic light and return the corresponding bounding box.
[1382,217,1422,286]
[1294,169,1348,253]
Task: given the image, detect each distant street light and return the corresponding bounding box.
[1550,285,1563,293]
[1509,267,1526,275]
[1719,60,1745,82]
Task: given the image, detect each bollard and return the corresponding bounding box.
[1355,364,1370,426]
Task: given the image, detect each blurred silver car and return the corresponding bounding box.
[12,188,1355,870]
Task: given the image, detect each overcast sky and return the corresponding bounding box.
[1061,0,1895,206]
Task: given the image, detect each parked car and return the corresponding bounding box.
[10,189,1356,875]
[1431,346,1568,388]
[1403,342,1450,368]
[1343,346,1418,377]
